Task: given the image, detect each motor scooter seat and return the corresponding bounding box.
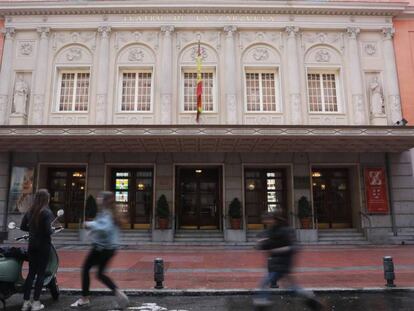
[0,257,21,283]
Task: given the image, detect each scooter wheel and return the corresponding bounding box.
[48,277,60,300]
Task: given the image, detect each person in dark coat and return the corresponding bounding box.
[20,189,55,311]
[254,211,324,310]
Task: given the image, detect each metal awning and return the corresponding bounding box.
[0,125,414,153]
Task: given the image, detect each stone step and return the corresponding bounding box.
[318,236,366,241]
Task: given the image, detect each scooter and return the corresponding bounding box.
[0,209,64,310]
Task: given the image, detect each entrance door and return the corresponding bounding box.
[177,167,221,230]
[48,168,86,228]
[245,168,286,229]
[312,168,352,229]
[112,168,153,229]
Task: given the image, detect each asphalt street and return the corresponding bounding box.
[3,291,414,311]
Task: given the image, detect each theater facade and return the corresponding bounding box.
[0,0,414,244]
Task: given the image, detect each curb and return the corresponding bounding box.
[59,287,414,296]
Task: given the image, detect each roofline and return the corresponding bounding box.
[0,0,408,17]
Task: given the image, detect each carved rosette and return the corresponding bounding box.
[315,49,331,62]
[382,27,395,40]
[346,27,360,40]
[18,41,34,57]
[66,48,82,61]
[252,48,270,61]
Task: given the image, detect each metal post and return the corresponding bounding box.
[154,258,164,289]
[383,256,396,287]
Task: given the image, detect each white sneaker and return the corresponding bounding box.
[70,298,90,308]
[115,289,129,309]
[31,300,45,311]
[21,300,31,311]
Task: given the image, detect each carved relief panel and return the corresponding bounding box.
[305,46,342,65]
[55,44,93,64]
[52,31,97,52]
[117,44,155,65]
[239,31,283,51]
[180,42,218,65]
[301,31,344,53]
[115,31,159,51]
[176,31,221,51]
[242,44,280,64]
[17,41,36,58]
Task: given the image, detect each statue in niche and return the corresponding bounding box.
[12,75,29,115]
[369,76,385,116]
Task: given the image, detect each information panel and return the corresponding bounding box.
[364,167,389,214]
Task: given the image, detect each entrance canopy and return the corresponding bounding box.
[0,125,414,153]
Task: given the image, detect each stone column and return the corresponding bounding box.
[382,27,403,124]
[0,28,15,125]
[347,27,366,125]
[160,25,174,124]
[285,26,302,124]
[224,26,238,124]
[96,26,111,125]
[31,27,50,125]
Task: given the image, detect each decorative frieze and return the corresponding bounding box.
[301,31,343,52]
[176,30,220,51]
[239,31,282,51]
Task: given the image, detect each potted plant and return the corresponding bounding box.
[156,194,170,230]
[228,198,242,229]
[84,194,97,221]
[298,196,312,229]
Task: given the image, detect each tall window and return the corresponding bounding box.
[245,71,277,112]
[183,70,215,112]
[57,71,90,112]
[120,71,152,112]
[307,72,339,112]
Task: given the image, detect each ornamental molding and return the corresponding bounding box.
[176,31,220,51]
[66,47,82,61]
[239,31,282,51]
[114,30,159,50]
[128,48,145,62]
[0,2,405,17]
[362,42,378,57]
[52,31,97,51]
[315,49,331,62]
[252,47,270,61]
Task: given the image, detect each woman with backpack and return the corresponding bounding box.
[20,189,55,311]
[70,191,129,309]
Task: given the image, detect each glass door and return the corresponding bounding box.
[312,168,351,229]
[112,168,153,229]
[177,167,221,230]
[245,168,286,229]
[48,168,86,228]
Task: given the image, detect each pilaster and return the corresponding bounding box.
[223,25,238,124]
[160,25,174,124]
[0,28,15,125]
[96,26,111,125]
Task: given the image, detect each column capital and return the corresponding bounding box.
[36,27,50,39]
[285,26,299,37]
[223,25,237,37]
[160,25,175,36]
[2,27,15,39]
[346,27,360,39]
[382,27,395,40]
[98,25,111,38]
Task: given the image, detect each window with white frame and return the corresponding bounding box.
[307,71,340,113]
[182,69,215,112]
[120,70,153,112]
[245,70,278,112]
[57,70,90,112]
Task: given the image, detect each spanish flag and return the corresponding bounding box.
[196,41,203,122]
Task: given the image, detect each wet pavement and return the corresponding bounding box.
[4,291,414,311]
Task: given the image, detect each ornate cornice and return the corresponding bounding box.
[0,1,407,17]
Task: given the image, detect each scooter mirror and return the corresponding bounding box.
[57,209,64,217]
[8,222,16,230]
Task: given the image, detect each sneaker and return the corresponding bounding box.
[21,300,31,311]
[70,298,90,308]
[252,297,273,307]
[31,301,45,311]
[115,289,129,309]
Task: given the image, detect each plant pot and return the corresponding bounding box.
[300,217,312,229]
[230,218,242,230]
[158,218,169,230]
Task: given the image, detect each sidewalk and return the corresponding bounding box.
[51,245,414,290]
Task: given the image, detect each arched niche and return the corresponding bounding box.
[117,44,155,66]
[305,45,342,65]
[180,43,218,65]
[55,44,93,65]
[242,44,281,65]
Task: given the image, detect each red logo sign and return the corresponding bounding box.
[364,168,389,214]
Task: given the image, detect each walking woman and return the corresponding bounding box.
[71,191,129,309]
[20,189,54,311]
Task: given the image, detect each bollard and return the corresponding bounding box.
[154,258,164,289]
[383,256,396,287]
